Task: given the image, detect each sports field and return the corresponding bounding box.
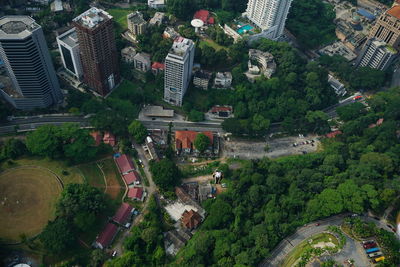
[0,167,62,243]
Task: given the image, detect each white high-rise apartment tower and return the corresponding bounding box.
[355,38,398,71]
[164,37,195,106]
[245,0,293,40]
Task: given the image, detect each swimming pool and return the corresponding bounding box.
[237,24,254,35]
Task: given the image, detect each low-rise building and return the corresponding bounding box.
[148,0,165,9]
[103,132,116,146]
[128,187,145,201]
[133,52,151,72]
[115,154,135,175]
[248,49,276,79]
[121,46,137,63]
[209,105,233,119]
[175,131,214,154]
[163,26,180,39]
[181,209,202,231]
[328,74,347,96]
[127,11,147,36]
[145,136,160,162]
[112,203,134,226]
[193,10,214,25]
[213,72,232,89]
[149,12,166,26]
[151,62,165,75]
[94,223,119,249]
[193,70,212,90]
[123,171,141,185]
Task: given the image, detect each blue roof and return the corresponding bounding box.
[357,9,376,20]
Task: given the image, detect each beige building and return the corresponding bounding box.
[127,11,147,36]
[368,5,400,50]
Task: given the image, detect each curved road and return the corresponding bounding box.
[260,213,395,267]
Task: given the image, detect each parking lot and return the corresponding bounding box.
[221,135,320,159]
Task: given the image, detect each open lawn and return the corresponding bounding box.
[283,233,339,267]
[98,158,125,201]
[107,8,131,30]
[0,167,62,243]
[78,163,105,189]
[199,39,228,51]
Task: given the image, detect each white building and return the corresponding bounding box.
[213,72,232,89]
[133,52,151,72]
[148,0,165,9]
[164,37,195,106]
[245,0,293,40]
[355,38,398,71]
[57,28,83,80]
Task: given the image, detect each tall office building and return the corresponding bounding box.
[0,16,62,110]
[164,37,195,106]
[57,28,83,80]
[245,0,293,39]
[355,38,398,70]
[368,5,400,51]
[73,7,120,96]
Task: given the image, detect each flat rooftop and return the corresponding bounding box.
[0,16,40,40]
[143,105,174,117]
[169,37,193,57]
[57,28,78,48]
[73,7,112,29]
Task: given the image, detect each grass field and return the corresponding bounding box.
[283,233,339,267]
[199,39,228,51]
[78,163,105,189]
[0,167,62,242]
[107,8,131,30]
[98,158,125,201]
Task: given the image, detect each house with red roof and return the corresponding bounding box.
[94,223,119,249]
[123,170,141,185]
[112,203,134,226]
[193,10,214,25]
[128,187,145,201]
[175,131,214,154]
[90,131,103,146]
[209,105,233,119]
[115,154,135,175]
[152,62,165,75]
[103,132,116,147]
[181,209,202,231]
[326,130,342,138]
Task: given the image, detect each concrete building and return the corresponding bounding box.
[213,72,232,89]
[244,0,293,40]
[149,12,166,26]
[164,37,195,106]
[121,46,136,63]
[368,5,400,50]
[133,52,151,72]
[57,28,83,80]
[0,16,62,110]
[73,7,120,96]
[355,38,398,70]
[148,0,165,9]
[193,70,212,90]
[248,49,276,78]
[127,11,147,36]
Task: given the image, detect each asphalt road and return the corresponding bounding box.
[140,120,224,133]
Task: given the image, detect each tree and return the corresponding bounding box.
[1,138,26,159]
[26,125,62,158]
[194,133,211,153]
[90,249,108,267]
[336,102,366,122]
[40,218,75,254]
[149,158,181,191]
[188,110,204,122]
[128,120,148,144]
[73,212,96,231]
[167,0,197,20]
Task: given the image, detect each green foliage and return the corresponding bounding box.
[336,102,366,122]
[39,218,76,254]
[128,120,147,144]
[287,0,336,49]
[194,133,211,153]
[188,110,204,122]
[0,138,27,160]
[149,158,182,191]
[26,124,97,163]
[137,26,173,62]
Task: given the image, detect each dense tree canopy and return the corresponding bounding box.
[194,133,211,153]
[39,218,76,254]
[128,120,148,144]
[149,158,182,191]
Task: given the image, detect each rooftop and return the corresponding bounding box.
[181,209,202,230]
[0,16,40,39]
[128,187,143,199]
[115,154,135,174]
[143,105,173,117]
[175,131,213,150]
[123,171,140,185]
[73,7,112,29]
[127,11,146,25]
[133,52,151,63]
[169,37,194,57]
[194,70,212,80]
[112,203,133,224]
[96,223,118,248]
[387,5,400,19]
[57,28,79,48]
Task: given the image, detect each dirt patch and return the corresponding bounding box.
[0,167,62,242]
[98,159,124,200]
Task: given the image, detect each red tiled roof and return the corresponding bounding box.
[376,118,384,125]
[387,6,400,19]
[112,203,133,225]
[194,9,214,24]
[175,131,213,150]
[211,106,232,113]
[128,187,143,200]
[96,223,118,248]
[326,130,342,138]
[181,209,202,230]
[90,131,103,146]
[103,132,116,146]
[152,62,165,70]
[115,154,135,174]
[123,171,140,185]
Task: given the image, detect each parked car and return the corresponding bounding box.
[363,242,377,249]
